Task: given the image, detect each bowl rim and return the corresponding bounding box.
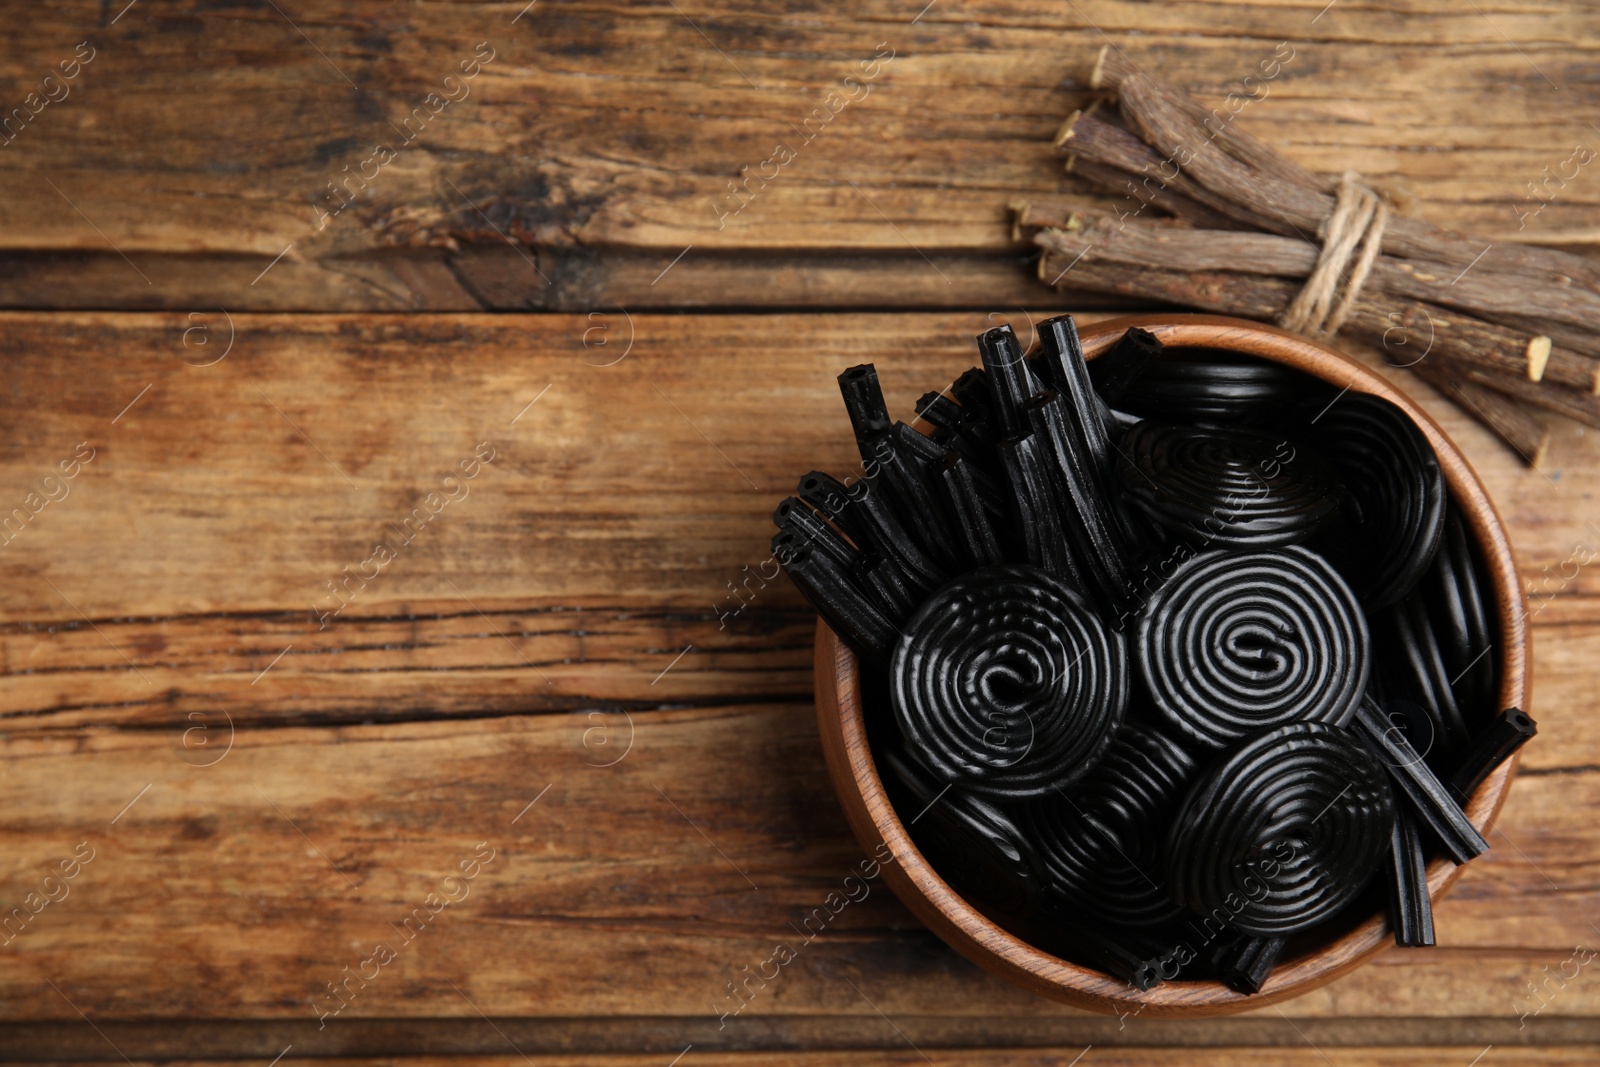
[812,312,1531,1017]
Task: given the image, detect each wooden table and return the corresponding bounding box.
[1,3,1597,1064]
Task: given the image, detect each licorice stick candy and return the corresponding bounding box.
[772,497,859,570]
[1449,707,1538,805]
[1034,315,1116,472]
[772,532,898,661]
[979,325,1040,438]
[796,471,945,595]
[1211,934,1287,994]
[853,552,920,623]
[917,389,999,450]
[1088,325,1163,406]
[837,364,893,454]
[1353,698,1490,865]
[949,367,996,424]
[933,451,1005,568]
[998,433,1083,586]
[1026,393,1134,613]
[795,469,868,545]
[1387,809,1435,947]
[878,425,966,569]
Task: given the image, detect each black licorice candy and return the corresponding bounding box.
[997,433,1083,586]
[878,745,1042,917]
[1118,351,1312,425]
[772,497,859,571]
[979,325,1038,439]
[1387,809,1435,947]
[1376,592,1472,768]
[1135,547,1369,749]
[773,319,1520,993]
[1117,422,1340,548]
[1026,392,1136,615]
[1211,934,1287,994]
[1449,707,1537,804]
[1021,726,1196,928]
[1088,326,1163,406]
[797,470,945,595]
[1424,508,1497,719]
[890,564,1126,799]
[838,364,893,453]
[1353,697,1490,865]
[772,531,897,661]
[933,451,1004,569]
[1308,393,1446,609]
[1165,722,1395,937]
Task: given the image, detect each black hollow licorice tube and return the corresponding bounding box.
[978,325,1038,439]
[853,552,919,623]
[915,391,967,433]
[837,364,893,455]
[1026,393,1132,613]
[1035,315,1115,477]
[997,434,1083,588]
[772,497,859,570]
[1089,326,1164,406]
[796,470,868,546]
[1387,809,1436,947]
[933,451,1004,569]
[773,532,898,661]
[1211,934,1287,995]
[950,367,997,425]
[796,471,945,595]
[880,424,964,570]
[1449,707,1537,804]
[1353,698,1489,865]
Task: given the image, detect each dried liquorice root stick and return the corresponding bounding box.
[1022,49,1600,465]
[1409,359,1551,470]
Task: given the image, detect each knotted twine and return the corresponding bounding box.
[1277,172,1391,341]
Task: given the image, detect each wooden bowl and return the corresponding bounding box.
[813,313,1531,1017]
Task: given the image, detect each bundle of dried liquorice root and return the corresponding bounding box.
[774,315,1535,994]
[1013,48,1600,469]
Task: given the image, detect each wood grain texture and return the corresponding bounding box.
[2,3,1599,309]
[0,312,1592,1057]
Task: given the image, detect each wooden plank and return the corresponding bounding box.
[10,1050,1600,1067]
[1,5,1598,307]
[0,700,1598,1027]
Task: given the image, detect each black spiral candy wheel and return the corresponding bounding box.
[1309,393,1446,609]
[1118,421,1341,548]
[891,564,1126,799]
[1137,547,1369,750]
[1166,722,1395,936]
[1021,726,1197,928]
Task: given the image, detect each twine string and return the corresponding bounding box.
[1278,172,1390,341]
